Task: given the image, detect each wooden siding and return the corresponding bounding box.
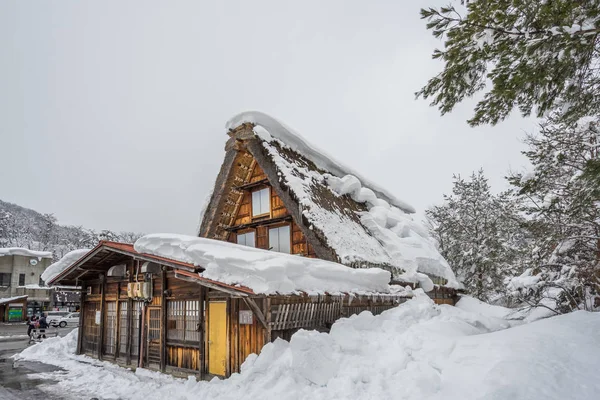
[229,298,266,375]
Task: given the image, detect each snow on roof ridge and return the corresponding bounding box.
[226,111,416,214]
[134,233,394,295]
[0,247,53,259]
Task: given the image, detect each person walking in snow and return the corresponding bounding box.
[37,313,48,339]
[27,316,37,337]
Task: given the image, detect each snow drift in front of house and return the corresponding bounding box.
[15,293,600,400]
[42,248,90,284]
[226,112,459,288]
[0,247,53,259]
[134,233,392,295]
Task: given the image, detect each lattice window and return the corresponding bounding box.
[131,301,143,357]
[118,301,128,356]
[103,302,117,355]
[167,300,200,343]
[83,302,100,354]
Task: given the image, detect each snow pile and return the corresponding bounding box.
[227,112,459,288]
[16,293,600,400]
[42,249,90,284]
[326,174,459,287]
[135,233,392,295]
[0,247,53,259]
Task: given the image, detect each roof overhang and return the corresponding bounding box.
[48,241,202,287]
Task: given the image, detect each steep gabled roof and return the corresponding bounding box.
[200,112,460,289]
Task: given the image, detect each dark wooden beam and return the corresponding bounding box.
[76,282,86,355]
[160,269,167,373]
[242,298,268,330]
[234,178,269,191]
[224,215,293,232]
[173,272,249,298]
[98,276,106,360]
[199,286,205,380]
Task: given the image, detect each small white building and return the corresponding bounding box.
[0,247,53,317]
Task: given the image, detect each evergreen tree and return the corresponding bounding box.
[418,1,600,126]
[507,114,600,312]
[426,170,528,301]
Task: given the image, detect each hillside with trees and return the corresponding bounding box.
[0,199,143,261]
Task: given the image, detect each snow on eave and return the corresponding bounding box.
[42,248,91,285]
[226,111,416,214]
[0,295,28,305]
[135,233,393,296]
[0,247,53,259]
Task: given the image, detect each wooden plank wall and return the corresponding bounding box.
[165,272,204,374]
[229,298,266,375]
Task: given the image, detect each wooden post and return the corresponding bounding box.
[99,276,106,360]
[160,269,167,372]
[199,286,206,379]
[139,303,146,368]
[265,297,271,344]
[126,261,133,366]
[76,282,86,355]
[114,282,121,361]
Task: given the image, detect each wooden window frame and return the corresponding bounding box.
[267,223,292,254]
[251,187,271,219]
[166,299,201,347]
[236,229,256,248]
[18,273,25,286]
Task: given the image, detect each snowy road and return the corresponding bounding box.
[0,324,77,400]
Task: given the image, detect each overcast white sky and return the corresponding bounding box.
[0,1,536,235]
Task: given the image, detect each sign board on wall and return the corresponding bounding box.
[239,310,253,325]
[95,311,101,325]
[8,307,23,321]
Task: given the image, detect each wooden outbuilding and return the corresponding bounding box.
[48,241,409,379]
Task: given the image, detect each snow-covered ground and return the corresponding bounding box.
[14,293,600,400]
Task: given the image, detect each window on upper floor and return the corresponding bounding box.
[252,188,270,217]
[269,225,291,254]
[237,231,256,248]
[0,273,11,287]
[19,273,25,286]
[39,276,44,287]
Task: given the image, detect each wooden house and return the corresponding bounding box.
[47,112,460,380]
[47,240,409,379]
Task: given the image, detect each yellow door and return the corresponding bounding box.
[208,301,227,376]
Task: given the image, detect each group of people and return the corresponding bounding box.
[27,313,49,339]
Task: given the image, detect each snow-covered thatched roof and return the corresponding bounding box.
[200,112,460,289]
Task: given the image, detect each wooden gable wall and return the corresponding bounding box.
[224,160,316,257]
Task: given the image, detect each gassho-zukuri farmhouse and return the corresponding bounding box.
[46,112,462,379]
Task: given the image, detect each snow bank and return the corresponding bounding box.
[0,247,53,259]
[227,111,416,213]
[42,249,90,284]
[326,174,460,287]
[134,233,392,295]
[16,294,600,400]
